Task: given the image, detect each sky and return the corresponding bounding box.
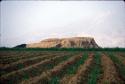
[0,1,125,48]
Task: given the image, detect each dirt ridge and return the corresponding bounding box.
[21,53,82,84]
[62,53,94,84]
[99,54,124,84]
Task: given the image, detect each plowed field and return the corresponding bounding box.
[0,50,125,84]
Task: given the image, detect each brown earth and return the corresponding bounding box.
[63,53,94,84]
[1,52,69,76]
[20,53,82,84]
[1,51,125,84]
[117,52,125,58]
[99,54,124,84]
[1,54,70,84]
[116,54,125,65]
[26,37,99,48]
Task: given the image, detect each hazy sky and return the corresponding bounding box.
[0,1,125,47]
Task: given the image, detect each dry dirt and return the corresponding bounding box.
[60,53,94,84]
[99,54,124,84]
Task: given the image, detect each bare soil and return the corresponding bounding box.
[99,54,124,84]
[60,53,94,84]
[0,55,68,84]
[23,53,83,84]
[116,54,125,65]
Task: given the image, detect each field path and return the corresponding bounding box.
[60,53,94,84]
[99,54,124,84]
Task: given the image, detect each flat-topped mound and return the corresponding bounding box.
[26,37,99,48]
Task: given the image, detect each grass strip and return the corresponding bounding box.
[0,55,71,84]
[0,54,57,76]
[1,48,125,51]
[87,52,102,84]
[49,52,88,84]
[0,51,65,64]
[107,52,125,80]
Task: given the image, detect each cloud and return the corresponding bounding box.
[89,11,111,29]
[1,1,125,47]
[76,32,93,37]
[76,32,125,48]
[94,35,125,48]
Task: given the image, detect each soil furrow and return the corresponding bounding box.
[0,54,71,84]
[1,52,67,68]
[60,53,94,84]
[0,53,61,76]
[21,53,83,84]
[99,54,124,84]
[116,55,125,65]
[117,52,125,58]
[0,53,48,65]
[0,51,70,65]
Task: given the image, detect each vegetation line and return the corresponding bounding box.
[1,53,63,76]
[0,52,52,63]
[87,52,102,84]
[49,52,88,84]
[0,47,125,51]
[0,54,72,84]
[29,53,82,84]
[107,52,125,80]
